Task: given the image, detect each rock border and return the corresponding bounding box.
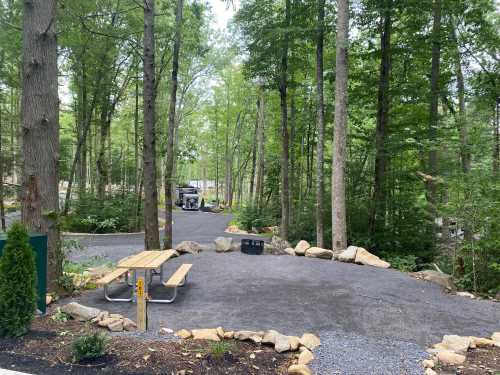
[423,332,500,374]
[173,327,321,374]
[60,302,137,332]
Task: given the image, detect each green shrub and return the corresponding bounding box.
[235,204,278,231]
[0,223,37,337]
[208,341,233,359]
[51,308,69,323]
[62,193,142,233]
[72,332,110,362]
[57,273,78,294]
[381,253,418,272]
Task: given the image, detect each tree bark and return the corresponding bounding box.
[427,0,442,238]
[97,95,110,200]
[369,0,392,242]
[249,103,258,202]
[494,99,499,177]
[21,0,61,288]
[279,0,291,240]
[332,0,349,251]
[315,0,326,248]
[77,63,88,197]
[134,73,139,194]
[0,101,6,231]
[164,0,184,249]
[143,0,160,249]
[255,93,265,210]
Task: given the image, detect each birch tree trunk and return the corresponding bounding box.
[331,0,349,251]
[279,0,291,240]
[21,0,61,287]
[164,0,184,249]
[143,0,160,249]
[369,0,392,242]
[315,0,326,248]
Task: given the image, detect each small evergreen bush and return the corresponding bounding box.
[72,332,110,362]
[0,223,37,337]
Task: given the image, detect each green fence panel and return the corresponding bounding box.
[0,232,48,314]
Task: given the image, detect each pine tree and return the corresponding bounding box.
[0,223,37,337]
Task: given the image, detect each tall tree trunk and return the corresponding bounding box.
[450,21,472,244]
[134,74,140,194]
[0,101,6,231]
[164,0,184,249]
[249,104,258,202]
[21,0,61,288]
[369,0,392,243]
[255,93,265,210]
[214,108,220,204]
[279,0,291,240]
[143,0,160,249]
[494,99,499,177]
[77,63,88,197]
[427,0,442,239]
[332,0,349,251]
[97,97,110,200]
[315,0,326,248]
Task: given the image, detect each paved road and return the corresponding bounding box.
[67,210,266,263]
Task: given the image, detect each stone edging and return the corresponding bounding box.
[174,327,320,375]
[422,332,500,374]
[60,302,137,332]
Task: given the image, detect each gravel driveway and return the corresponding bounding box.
[69,249,499,375]
[59,211,500,375]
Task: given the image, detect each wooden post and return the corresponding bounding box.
[136,276,147,331]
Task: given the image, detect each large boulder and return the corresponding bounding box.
[299,333,321,350]
[338,246,358,262]
[214,237,233,252]
[441,335,471,354]
[284,248,296,256]
[305,247,334,260]
[234,330,264,344]
[294,240,311,256]
[288,364,313,375]
[61,302,100,322]
[175,241,203,255]
[491,332,500,347]
[436,351,466,365]
[298,348,314,365]
[354,248,390,268]
[192,328,220,342]
[411,270,454,289]
[271,235,291,251]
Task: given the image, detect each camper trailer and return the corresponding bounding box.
[175,186,200,210]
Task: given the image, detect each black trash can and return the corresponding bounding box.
[241,239,264,255]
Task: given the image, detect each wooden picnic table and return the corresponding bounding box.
[117,250,176,303]
[97,249,191,306]
[117,250,176,270]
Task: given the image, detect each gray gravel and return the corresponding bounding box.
[58,212,500,374]
[310,330,428,375]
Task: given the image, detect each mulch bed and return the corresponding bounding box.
[436,346,500,375]
[0,316,292,375]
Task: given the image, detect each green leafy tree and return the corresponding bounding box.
[0,222,37,337]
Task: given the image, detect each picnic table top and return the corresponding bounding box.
[117,250,176,269]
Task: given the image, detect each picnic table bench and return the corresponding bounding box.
[96,250,192,304]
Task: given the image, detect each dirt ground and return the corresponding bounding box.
[435,346,500,375]
[0,316,292,375]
